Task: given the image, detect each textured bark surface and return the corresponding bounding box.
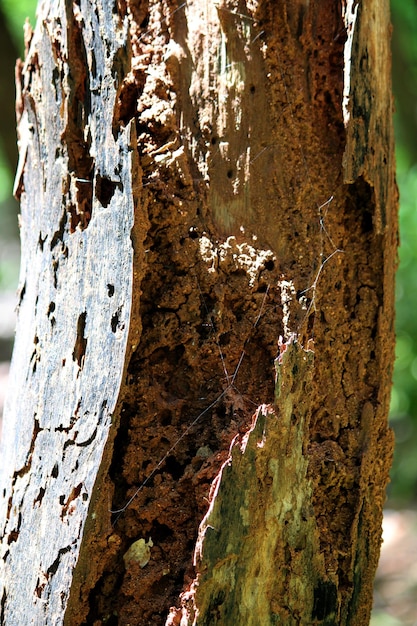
[185,339,318,626]
[0,3,139,623]
[0,0,396,625]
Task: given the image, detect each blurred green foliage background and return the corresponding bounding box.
[0,0,36,293]
[388,0,417,507]
[0,1,416,507]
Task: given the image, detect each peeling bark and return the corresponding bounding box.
[0,3,140,622]
[184,338,318,626]
[0,0,396,625]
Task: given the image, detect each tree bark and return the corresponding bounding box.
[0,0,397,625]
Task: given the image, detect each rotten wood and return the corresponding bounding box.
[0,0,397,625]
[178,338,319,626]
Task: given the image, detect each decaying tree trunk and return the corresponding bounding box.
[0,0,397,624]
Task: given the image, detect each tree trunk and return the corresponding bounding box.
[0,0,397,625]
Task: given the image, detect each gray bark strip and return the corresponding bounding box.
[0,1,135,623]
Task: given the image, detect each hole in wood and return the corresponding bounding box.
[72,312,88,368]
[95,173,121,207]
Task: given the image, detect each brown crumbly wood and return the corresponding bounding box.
[0,0,396,624]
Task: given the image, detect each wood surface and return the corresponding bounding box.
[0,1,397,624]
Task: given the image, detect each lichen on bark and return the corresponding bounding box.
[167,337,322,626]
